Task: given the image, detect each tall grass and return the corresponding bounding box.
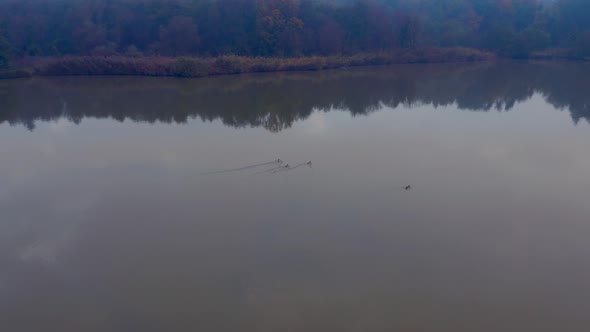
[22,48,493,78]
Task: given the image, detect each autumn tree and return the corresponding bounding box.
[256,0,304,56]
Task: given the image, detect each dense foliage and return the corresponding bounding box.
[0,0,589,64]
[0,30,11,68]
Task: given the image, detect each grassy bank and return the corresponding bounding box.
[1,48,493,79]
[529,49,590,61]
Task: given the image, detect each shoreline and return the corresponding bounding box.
[1,48,494,80]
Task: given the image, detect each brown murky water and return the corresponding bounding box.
[1,62,590,332]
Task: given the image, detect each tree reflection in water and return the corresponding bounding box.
[1,62,590,132]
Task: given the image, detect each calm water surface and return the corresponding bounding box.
[2,62,590,331]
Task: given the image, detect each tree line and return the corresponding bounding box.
[1,0,590,68]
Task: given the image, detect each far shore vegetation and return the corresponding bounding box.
[1,48,493,79]
[2,0,590,78]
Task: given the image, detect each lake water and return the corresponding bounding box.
[2,62,590,332]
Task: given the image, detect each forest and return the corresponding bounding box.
[1,0,590,71]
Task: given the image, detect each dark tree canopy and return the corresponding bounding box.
[0,29,10,68]
[0,0,588,63]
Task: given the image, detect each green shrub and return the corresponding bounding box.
[212,56,244,74]
[171,57,209,77]
[0,69,33,79]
